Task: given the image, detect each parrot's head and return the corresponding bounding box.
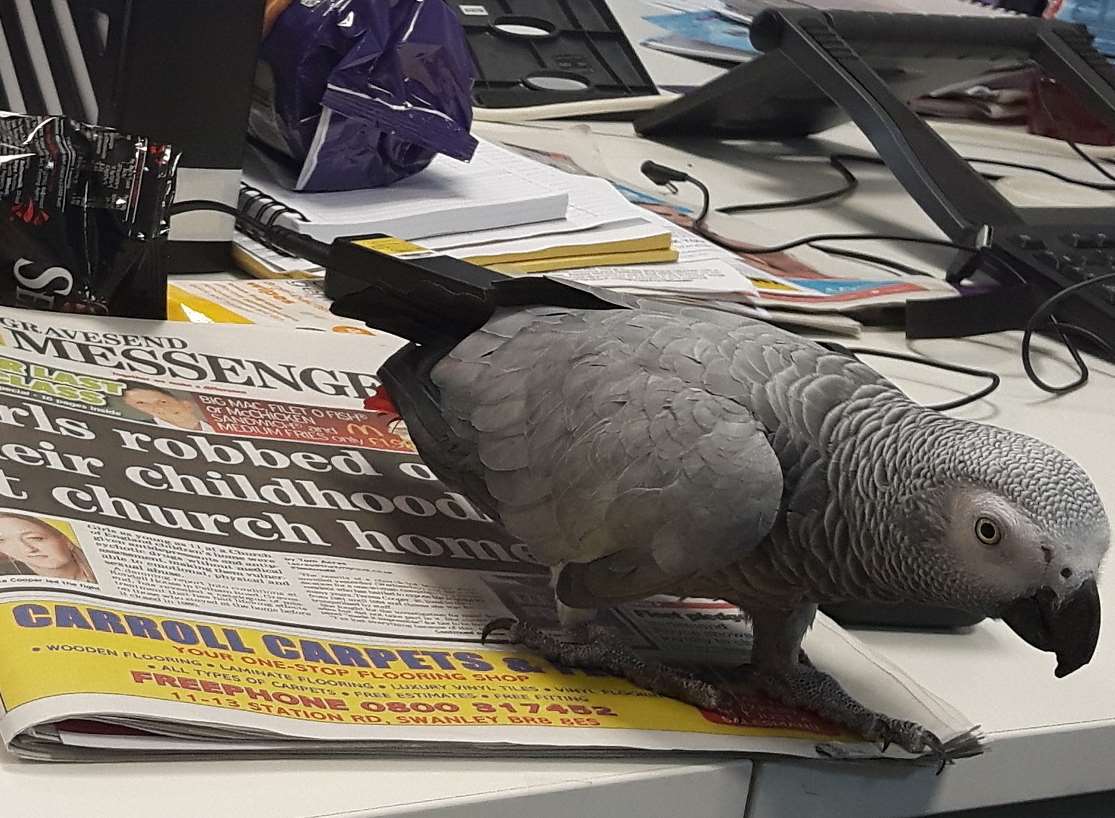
[903,420,1109,678]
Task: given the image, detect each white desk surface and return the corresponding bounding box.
[0,755,754,818]
[6,9,1115,817]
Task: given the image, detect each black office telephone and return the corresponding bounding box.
[637,9,1115,355]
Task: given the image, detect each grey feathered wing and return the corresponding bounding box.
[381,303,786,608]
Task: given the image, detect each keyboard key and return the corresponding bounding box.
[1017,234,1046,250]
[1063,233,1101,249]
[1033,250,1061,270]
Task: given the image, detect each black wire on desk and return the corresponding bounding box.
[168,198,333,268]
[812,245,937,278]
[823,150,1115,193]
[716,154,860,214]
[1068,141,1115,185]
[839,347,1001,411]
[709,148,1115,217]
[710,150,1115,214]
[640,159,972,254]
[966,154,1115,190]
[1021,273,1115,394]
[167,199,242,218]
[981,249,1115,395]
[737,231,971,255]
[690,176,712,225]
[643,144,1115,256]
[641,161,1007,409]
[638,159,1115,399]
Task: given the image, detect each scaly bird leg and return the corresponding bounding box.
[744,605,960,769]
[481,617,735,714]
[483,606,977,769]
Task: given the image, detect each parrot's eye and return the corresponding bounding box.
[975,517,1002,546]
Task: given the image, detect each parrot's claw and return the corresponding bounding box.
[743,664,983,766]
[863,716,946,764]
[482,616,986,767]
[480,617,736,714]
[480,617,517,644]
[866,719,981,772]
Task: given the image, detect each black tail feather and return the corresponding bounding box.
[327,239,510,345]
[331,285,480,347]
[327,241,633,346]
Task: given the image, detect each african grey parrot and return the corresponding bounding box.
[333,263,1109,762]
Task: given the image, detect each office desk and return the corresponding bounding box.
[0,754,754,818]
[6,25,1115,818]
[3,118,1108,818]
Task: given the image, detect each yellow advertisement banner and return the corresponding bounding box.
[0,601,843,740]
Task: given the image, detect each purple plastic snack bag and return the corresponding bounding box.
[250,0,478,192]
[0,112,178,318]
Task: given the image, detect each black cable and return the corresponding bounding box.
[1044,320,1114,356]
[1021,273,1115,394]
[641,161,1005,408]
[974,253,1112,396]
[166,199,241,218]
[840,347,1001,411]
[641,151,1115,399]
[164,198,333,268]
[649,144,1115,225]
[945,248,1113,396]
[1028,74,1115,187]
[1068,141,1115,184]
[709,147,1115,218]
[642,159,971,254]
[691,176,712,226]
[964,154,1115,191]
[736,231,971,255]
[811,245,936,278]
[716,155,860,214]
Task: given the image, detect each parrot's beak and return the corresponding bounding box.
[1001,579,1101,678]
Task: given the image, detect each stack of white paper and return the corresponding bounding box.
[421,177,662,254]
[241,139,572,243]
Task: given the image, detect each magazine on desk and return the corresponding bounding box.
[0,308,974,762]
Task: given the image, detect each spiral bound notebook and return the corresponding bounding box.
[239,139,571,245]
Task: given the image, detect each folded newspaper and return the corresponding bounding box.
[0,307,976,762]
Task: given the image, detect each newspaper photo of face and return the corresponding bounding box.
[0,514,96,583]
[122,385,211,431]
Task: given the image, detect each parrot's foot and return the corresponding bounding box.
[745,664,956,771]
[481,618,735,714]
